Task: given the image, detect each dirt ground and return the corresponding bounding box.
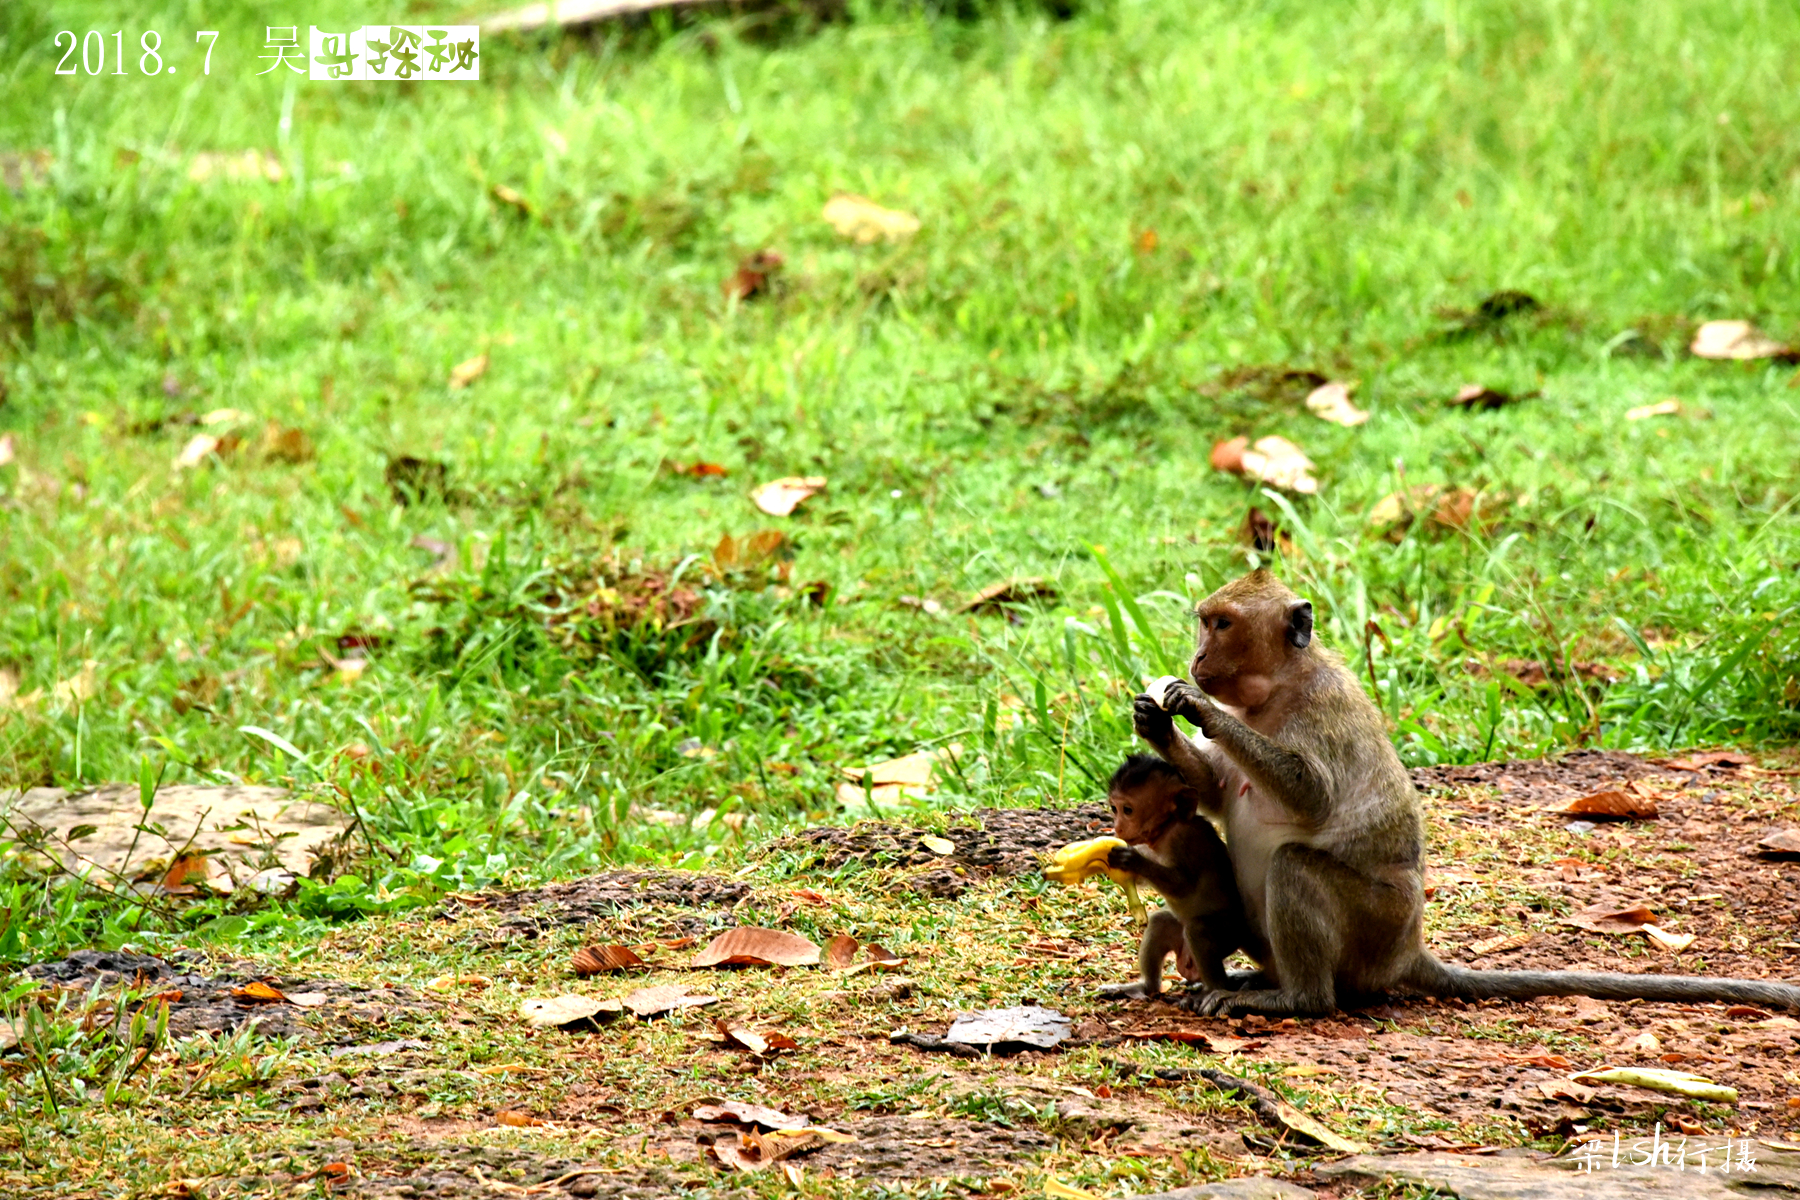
[14,749,1800,1198]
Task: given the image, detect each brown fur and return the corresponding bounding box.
[1131,569,1800,1015]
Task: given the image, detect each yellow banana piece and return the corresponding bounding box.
[1044,836,1146,921]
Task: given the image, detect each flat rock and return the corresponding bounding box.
[1321,1146,1800,1198]
[1,783,345,888]
[1137,1182,1318,1200]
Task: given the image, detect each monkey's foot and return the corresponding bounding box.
[1192,988,1331,1017]
[1096,981,1158,1001]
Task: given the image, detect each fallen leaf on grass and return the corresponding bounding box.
[174,433,239,469]
[620,984,720,1017]
[161,851,212,890]
[711,1126,854,1172]
[425,973,493,992]
[1572,1066,1738,1103]
[822,193,920,243]
[1754,830,1800,859]
[1691,319,1794,361]
[1556,790,1658,821]
[1271,1102,1369,1155]
[1497,1050,1574,1070]
[231,981,288,1004]
[723,250,783,302]
[839,943,908,976]
[669,460,729,478]
[571,944,646,976]
[713,529,787,572]
[1560,903,1693,952]
[519,994,622,1029]
[1043,1181,1102,1200]
[1209,435,1319,494]
[495,1109,546,1127]
[1304,380,1370,426]
[1626,398,1683,421]
[260,422,315,463]
[692,928,820,969]
[287,992,328,1008]
[920,834,955,855]
[1469,932,1532,956]
[824,935,859,970]
[490,184,533,216]
[960,578,1058,613]
[750,475,827,516]
[447,354,489,390]
[714,1018,799,1055]
[693,1100,813,1131]
[1448,383,1535,411]
[944,1006,1071,1050]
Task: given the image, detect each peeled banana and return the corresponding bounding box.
[1044,836,1146,921]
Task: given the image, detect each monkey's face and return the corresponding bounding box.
[1190,586,1315,709]
[1109,779,1181,844]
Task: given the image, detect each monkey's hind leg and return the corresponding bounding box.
[1197,844,1404,1017]
[1098,909,1184,1001]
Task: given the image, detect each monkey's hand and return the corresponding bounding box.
[1106,844,1147,874]
[1160,681,1221,737]
[1133,694,1175,749]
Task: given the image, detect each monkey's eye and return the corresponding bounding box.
[1120,807,1132,816]
[1214,617,1232,631]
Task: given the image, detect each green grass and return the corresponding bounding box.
[0,0,1798,953]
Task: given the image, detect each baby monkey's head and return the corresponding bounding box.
[1107,753,1196,845]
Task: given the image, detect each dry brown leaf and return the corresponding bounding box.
[161,851,212,890]
[691,927,821,969]
[495,1109,545,1127]
[1557,790,1658,821]
[519,994,621,1029]
[1304,380,1369,426]
[1560,903,1693,952]
[843,748,957,787]
[1497,1050,1574,1070]
[260,422,315,463]
[448,353,489,390]
[1754,830,1800,859]
[1468,931,1532,957]
[1448,383,1533,410]
[751,476,827,516]
[822,193,920,244]
[790,887,828,905]
[723,250,783,302]
[1662,749,1755,771]
[1625,398,1682,421]
[491,184,533,216]
[824,934,859,970]
[713,529,787,572]
[960,578,1057,613]
[174,433,223,470]
[715,1019,769,1055]
[231,981,287,1004]
[571,944,646,976]
[694,1100,812,1131]
[619,984,720,1017]
[1210,434,1319,494]
[671,460,729,477]
[1691,319,1794,361]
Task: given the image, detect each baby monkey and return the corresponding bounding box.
[1097,754,1259,1002]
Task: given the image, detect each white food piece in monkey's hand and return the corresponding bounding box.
[1145,676,1186,711]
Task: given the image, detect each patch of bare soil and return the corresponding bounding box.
[779,803,1115,897]
[24,949,441,1042]
[447,869,754,938]
[232,1140,710,1198]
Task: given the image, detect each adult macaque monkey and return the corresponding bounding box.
[1129,569,1800,1016]
[1097,754,1258,1000]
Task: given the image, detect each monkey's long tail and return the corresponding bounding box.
[1401,953,1800,1012]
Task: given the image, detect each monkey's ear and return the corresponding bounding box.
[1285,600,1314,649]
